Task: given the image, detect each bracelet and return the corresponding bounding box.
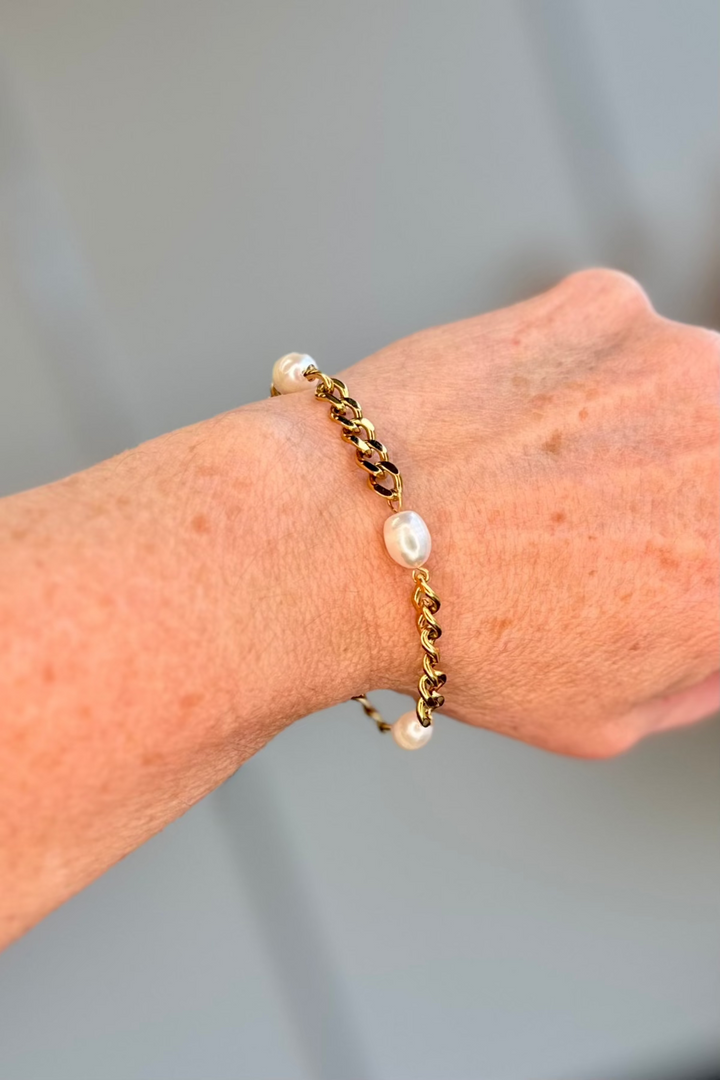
[271,352,446,750]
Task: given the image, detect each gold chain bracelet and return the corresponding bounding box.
[270,352,446,749]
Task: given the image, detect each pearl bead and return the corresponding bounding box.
[272,353,315,394]
[383,510,431,569]
[392,711,433,750]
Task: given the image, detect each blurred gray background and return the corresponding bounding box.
[0,1,718,1078]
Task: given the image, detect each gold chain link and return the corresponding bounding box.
[411,567,446,725]
[274,364,446,732]
[279,365,405,510]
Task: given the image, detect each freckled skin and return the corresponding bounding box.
[191,513,211,535]
[0,269,717,948]
[542,430,563,455]
[531,393,554,412]
[489,616,514,639]
[179,693,204,710]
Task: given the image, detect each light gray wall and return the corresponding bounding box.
[0,2,718,1078]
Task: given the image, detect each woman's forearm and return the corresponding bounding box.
[0,393,388,946]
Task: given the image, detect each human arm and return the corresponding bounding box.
[1,268,718,947]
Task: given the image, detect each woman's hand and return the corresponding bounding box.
[327,269,719,756]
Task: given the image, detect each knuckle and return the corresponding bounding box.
[557,267,654,314]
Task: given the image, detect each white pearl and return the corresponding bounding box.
[383,510,431,569]
[272,353,315,394]
[391,711,433,750]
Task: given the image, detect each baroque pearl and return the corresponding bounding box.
[383,510,431,568]
[272,352,315,394]
[392,711,433,750]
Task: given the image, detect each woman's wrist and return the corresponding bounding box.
[231,392,417,720]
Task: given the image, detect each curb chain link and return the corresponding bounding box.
[294,365,446,731]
